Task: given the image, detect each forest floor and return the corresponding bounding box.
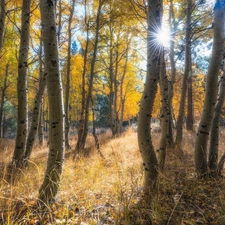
[1,128,225,225]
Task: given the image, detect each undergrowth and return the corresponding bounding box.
[1,128,225,224]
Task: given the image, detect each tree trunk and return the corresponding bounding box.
[75,0,105,152]
[186,69,194,130]
[24,34,46,162]
[208,73,225,173]
[119,43,129,134]
[91,96,104,159]
[175,0,192,148]
[38,102,44,145]
[167,0,176,147]
[0,64,8,138]
[65,0,75,149]
[158,50,169,170]
[12,0,31,169]
[0,0,6,52]
[137,0,162,193]
[25,75,46,162]
[38,0,65,205]
[194,1,224,176]
[76,0,88,151]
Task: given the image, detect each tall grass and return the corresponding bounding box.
[1,128,225,224]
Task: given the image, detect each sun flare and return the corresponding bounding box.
[155,28,171,47]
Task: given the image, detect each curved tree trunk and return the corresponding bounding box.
[194,1,224,176]
[175,0,192,148]
[137,0,162,193]
[38,0,65,205]
[12,0,31,169]
[208,73,225,173]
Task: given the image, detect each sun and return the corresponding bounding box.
[155,28,171,48]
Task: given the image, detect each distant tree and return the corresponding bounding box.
[194,0,224,177]
[65,0,76,149]
[137,0,162,192]
[24,35,46,163]
[0,64,9,138]
[75,0,107,152]
[175,0,192,148]
[38,0,65,205]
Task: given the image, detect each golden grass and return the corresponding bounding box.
[1,128,225,224]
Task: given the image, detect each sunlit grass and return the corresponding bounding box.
[1,127,225,224]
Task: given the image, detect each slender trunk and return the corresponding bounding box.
[158,50,169,170]
[119,42,130,134]
[12,0,31,169]
[167,0,176,147]
[186,72,194,130]
[24,34,46,162]
[76,0,104,151]
[38,0,65,205]
[91,96,104,159]
[0,0,6,51]
[194,1,224,176]
[25,76,46,162]
[208,73,225,173]
[175,0,192,147]
[0,64,8,138]
[76,0,88,151]
[65,0,75,149]
[38,101,44,145]
[137,0,162,193]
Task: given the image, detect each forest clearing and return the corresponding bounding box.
[1,128,225,225]
[1,0,225,224]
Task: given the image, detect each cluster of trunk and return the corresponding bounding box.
[194,0,224,176]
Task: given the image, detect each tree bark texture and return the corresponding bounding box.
[194,1,224,176]
[0,0,6,52]
[158,51,169,170]
[65,0,75,149]
[39,0,65,205]
[186,72,194,130]
[12,0,31,168]
[208,72,225,173]
[167,0,176,146]
[175,0,192,147]
[137,0,162,193]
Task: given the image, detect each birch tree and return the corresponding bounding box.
[194,0,224,176]
[175,0,192,148]
[12,0,31,169]
[137,0,162,192]
[38,0,65,205]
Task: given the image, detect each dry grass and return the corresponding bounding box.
[1,128,225,224]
